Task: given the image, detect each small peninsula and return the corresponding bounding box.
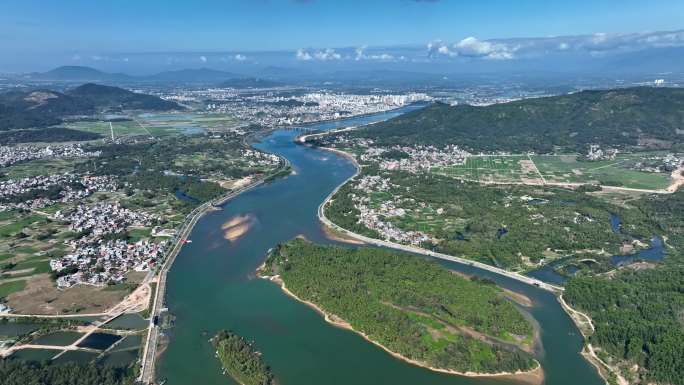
[260,239,538,376]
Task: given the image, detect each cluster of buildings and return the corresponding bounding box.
[663,154,684,171]
[326,135,471,172]
[50,202,164,288]
[349,175,431,245]
[204,90,431,127]
[0,174,118,211]
[631,153,684,173]
[50,238,167,288]
[241,148,281,168]
[56,202,154,239]
[0,144,100,167]
[364,144,470,172]
[585,144,618,161]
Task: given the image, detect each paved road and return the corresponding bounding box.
[137,161,289,384]
[316,146,564,294]
[1,344,100,358]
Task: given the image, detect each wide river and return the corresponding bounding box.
[157,106,604,385]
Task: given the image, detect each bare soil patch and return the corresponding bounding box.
[7,274,128,315]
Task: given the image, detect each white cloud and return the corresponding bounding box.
[427,40,456,57]
[234,54,247,61]
[296,48,313,61]
[71,54,82,61]
[354,46,395,61]
[314,48,341,60]
[296,48,342,61]
[426,29,684,61]
[199,55,207,63]
[453,37,517,59]
[355,45,368,60]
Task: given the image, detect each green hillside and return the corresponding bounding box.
[0,83,181,131]
[349,87,684,153]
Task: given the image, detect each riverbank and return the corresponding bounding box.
[311,144,563,293]
[558,295,628,385]
[260,272,544,384]
[309,143,627,384]
[138,154,291,384]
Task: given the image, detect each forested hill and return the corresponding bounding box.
[0,83,181,130]
[66,83,180,111]
[349,87,684,153]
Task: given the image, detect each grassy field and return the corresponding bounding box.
[136,112,243,136]
[1,158,84,180]
[431,155,536,183]
[431,153,672,191]
[532,154,672,190]
[67,120,150,138]
[0,280,27,298]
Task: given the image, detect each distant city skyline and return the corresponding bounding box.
[1,0,683,73]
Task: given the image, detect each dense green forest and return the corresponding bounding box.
[211,330,276,385]
[347,87,684,152]
[262,239,536,374]
[0,360,133,385]
[0,127,101,144]
[565,265,684,385]
[632,190,684,254]
[564,191,684,384]
[326,167,657,269]
[0,83,180,130]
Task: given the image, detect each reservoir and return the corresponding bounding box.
[157,106,603,385]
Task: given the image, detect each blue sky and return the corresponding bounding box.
[1,0,683,72]
[3,0,684,52]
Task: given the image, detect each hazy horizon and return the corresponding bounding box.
[2,0,684,76]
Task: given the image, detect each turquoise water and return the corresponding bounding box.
[157,108,603,385]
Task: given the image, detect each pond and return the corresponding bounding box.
[76,333,122,350]
[31,331,82,346]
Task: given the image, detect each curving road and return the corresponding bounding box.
[314,145,565,294]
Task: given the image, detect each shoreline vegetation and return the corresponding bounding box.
[211,330,276,385]
[259,240,542,383]
[311,141,684,385]
[304,143,607,383]
[264,274,544,383]
[138,141,292,383]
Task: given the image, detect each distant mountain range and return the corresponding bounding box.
[144,68,242,83]
[0,83,181,131]
[217,77,283,88]
[20,66,284,86]
[29,66,134,82]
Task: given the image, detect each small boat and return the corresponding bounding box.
[183,239,193,244]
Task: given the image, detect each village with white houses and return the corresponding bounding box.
[0,143,171,308]
[0,128,287,316]
[49,202,165,288]
[0,143,99,167]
